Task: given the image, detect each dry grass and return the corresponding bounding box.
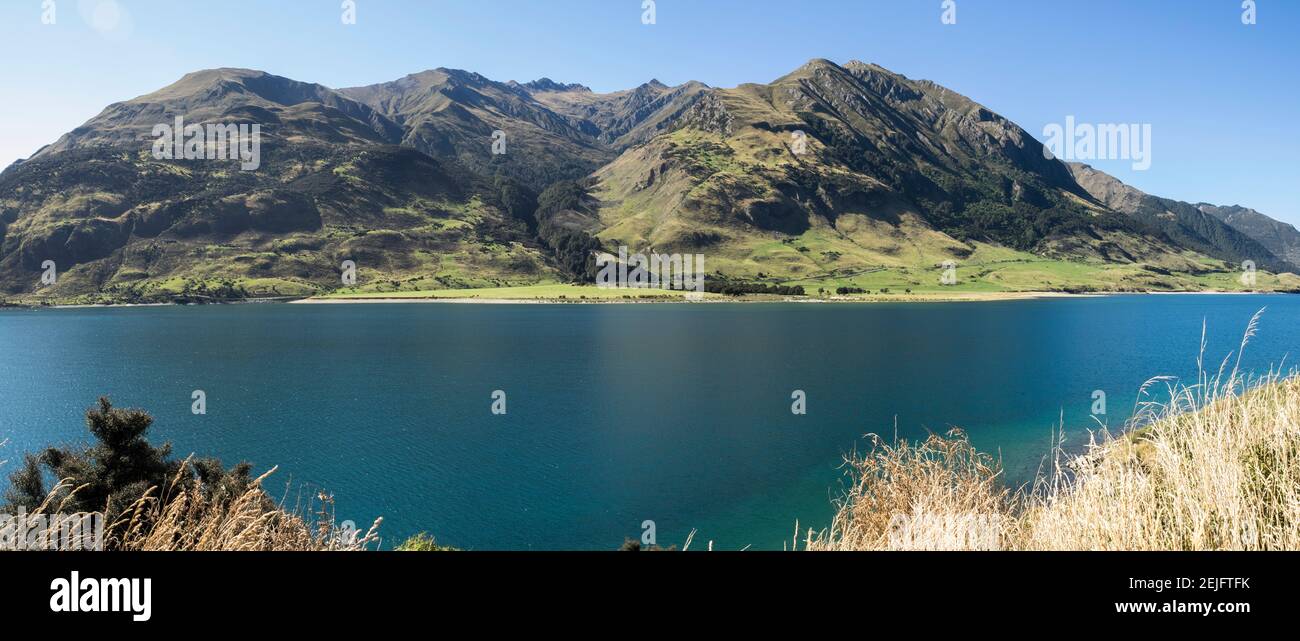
[807,310,1300,551]
[12,459,382,551]
[116,461,383,551]
[804,429,1016,550]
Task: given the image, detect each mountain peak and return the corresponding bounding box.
[803,57,841,70]
[772,58,856,85]
[517,77,591,93]
[842,59,900,76]
[143,67,271,97]
[179,67,266,80]
[134,67,341,107]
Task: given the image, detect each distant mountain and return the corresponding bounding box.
[1067,163,1297,274]
[339,69,612,189]
[523,78,711,149]
[1198,204,1300,268]
[1,60,1290,301]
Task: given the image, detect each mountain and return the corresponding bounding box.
[589,59,1204,284]
[1198,204,1300,267]
[522,78,712,149]
[31,68,405,157]
[0,69,555,300]
[339,69,612,189]
[2,60,1293,303]
[1067,163,1297,273]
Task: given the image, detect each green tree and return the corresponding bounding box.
[4,398,253,526]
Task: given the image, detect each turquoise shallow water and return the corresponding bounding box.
[0,295,1296,549]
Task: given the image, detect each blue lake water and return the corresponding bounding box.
[0,295,1296,550]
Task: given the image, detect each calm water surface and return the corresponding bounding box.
[1,295,1296,549]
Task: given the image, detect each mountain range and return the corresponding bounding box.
[3,59,1297,302]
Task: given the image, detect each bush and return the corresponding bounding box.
[618,538,677,551]
[705,282,806,296]
[396,532,457,551]
[4,398,254,526]
[3,397,384,551]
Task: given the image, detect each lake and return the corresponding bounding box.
[1,294,1296,550]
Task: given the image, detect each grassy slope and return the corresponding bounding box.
[806,368,1300,551]
[586,118,1300,299]
[1,152,564,307]
[317,283,715,301]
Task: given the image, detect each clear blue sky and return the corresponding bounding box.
[2,0,1296,223]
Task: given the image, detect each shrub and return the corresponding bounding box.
[396,532,457,551]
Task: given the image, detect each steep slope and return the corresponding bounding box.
[1198,204,1300,267]
[1067,163,1296,274]
[589,59,1204,284]
[523,78,712,149]
[339,69,612,189]
[31,68,405,156]
[0,70,559,301]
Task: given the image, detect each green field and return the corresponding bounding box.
[11,253,1298,308]
[319,283,717,301]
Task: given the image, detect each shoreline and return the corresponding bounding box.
[4,289,1293,311]
[291,291,1099,305]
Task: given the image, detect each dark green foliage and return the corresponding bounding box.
[836,286,867,295]
[395,532,458,551]
[619,538,677,551]
[1125,197,1295,273]
[535,180,589,220]
[705,282,806,296]
[3,398,254,527]
[484,175,539,231]
[176,278,250,303]
[533,180,605,282]
[546,230,604,282]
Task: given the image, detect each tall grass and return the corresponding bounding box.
[9,458,382,551]
[114,460,384,551]
[807,310,1300,551]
